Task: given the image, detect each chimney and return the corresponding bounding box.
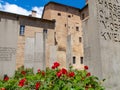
[31,10,37,17]
[86,0,88,4]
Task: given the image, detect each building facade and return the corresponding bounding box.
[42,2,88,69]
[0,1,89,77]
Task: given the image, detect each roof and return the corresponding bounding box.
[45,1,81,11]
[0,10,55,23]
[0,10,55,29]
[42,1,88,18]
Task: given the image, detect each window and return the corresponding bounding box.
[65,24,66,27]
[68,15,71,18]
[82,13,85,20]
[73,56,76,64]
[76,26,79,31]
[58,13,61,16]
[80,57,83,64]
[79,37,82,42]
[20,25,25,36]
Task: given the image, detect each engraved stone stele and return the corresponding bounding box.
[24,38,34,69]
[0,19,18,78]
[34,32,46,73]
[66,35,72,69]
[50,46,57,67]
[83,0,120,90]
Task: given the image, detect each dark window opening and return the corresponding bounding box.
[68,15,71,18]
[73,56,76,64]
[58,13,61,16]
[76,26,79,31]
[65,24,66,27]
[20,25,25,36]
[79,37,82,42]
[54,32,58,45]
[80,57,83,64]
[82,13,85,20]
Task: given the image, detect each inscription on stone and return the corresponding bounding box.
[0,47,16,61]
[97,0,120,42]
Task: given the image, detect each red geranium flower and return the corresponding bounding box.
[68,72,75,77]
[21,71,26,75]
[84,65,88,70]
[18,78,26,87]
[52,65,56,69]
[42,71,45,76]
[56,71,62,78]
[61,68,67,74]
[37,69,41,73]
[35,82,40,90]
[54,62,60,68]
[86,72,91,77]
[3,76,9,81]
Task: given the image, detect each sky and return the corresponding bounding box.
[0,0,86,18]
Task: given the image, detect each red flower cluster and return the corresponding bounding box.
[84,65,88,70]
[68,72,75,77]
[56,71,62,78]
[35,82,40,90]
[37,69,41,73]
[52,62,60,69]
[3,76,9,81]
[42,71,45,76]
[86,72,91,77]
[18,78,26,87]
[61,68,67,74]
[21,71,26,75]
[56,68,67,78]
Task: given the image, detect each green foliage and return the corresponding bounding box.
[0,63,105,90]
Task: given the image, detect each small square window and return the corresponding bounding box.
[73,56,76,64]
[79,37,82,42]
[82,13,85,20]
[68,15,71,18]
[65,24,66,27]
[76,26,79,31]
[58,13,61,16]
[20,25,25,36]
[80,57,83,64]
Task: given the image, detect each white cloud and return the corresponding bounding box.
[0,2,43,18]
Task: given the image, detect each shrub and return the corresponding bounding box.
[0,62,105,90]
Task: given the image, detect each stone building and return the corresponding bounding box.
[0,11,55,77]
[42,2,88,69]
[0,1,89,77]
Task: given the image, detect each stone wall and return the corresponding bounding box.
[83,0,120,89]
[0,18,18,78]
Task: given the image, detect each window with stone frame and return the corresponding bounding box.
[19,25,25,36]
[80,57,83,64]
[73,56,76,64]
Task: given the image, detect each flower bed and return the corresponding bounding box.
[0,62,105,90]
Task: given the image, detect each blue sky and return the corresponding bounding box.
[0,0,85,18]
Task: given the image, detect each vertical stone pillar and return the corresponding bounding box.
[50,46,57,67]
[66,35,72,69]
[24,38,34,68]
[83,0,120,89]
[34,30,47,73]
[0,19,18,78]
